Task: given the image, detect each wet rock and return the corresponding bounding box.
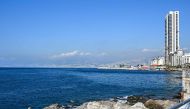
[43,97,178,109]
[65,100,78,109]
[76,101,116,109]
[43,103,65,109]
[127,96,147,105]
[75,100,148,109]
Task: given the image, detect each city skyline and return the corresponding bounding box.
[0,0,190,67]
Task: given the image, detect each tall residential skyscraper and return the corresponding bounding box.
[165,11,180,66]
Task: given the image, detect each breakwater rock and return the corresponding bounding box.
[76,101,147,109]
[44,104,65,109]
[43,96,178,109]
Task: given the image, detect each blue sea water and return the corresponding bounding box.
[0,68,182,109]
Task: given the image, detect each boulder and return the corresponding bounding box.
[114,102,130,109]
[76,101,116,109]
[43,98,177,109]
[127,96,147,105]
[154,100,177,109]
[129,102,148,109]
[145,99,177,109]
[43,103,65,109]
[145,99,163,109]
[76,100,148,109]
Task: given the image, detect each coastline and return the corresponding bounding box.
[97,67,184,73]
[43,95,180,109]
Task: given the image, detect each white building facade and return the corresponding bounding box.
[165,11,183,66]
[151,57,165,66]
[182,53,190,65]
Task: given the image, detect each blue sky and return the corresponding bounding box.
[0,0,190,67]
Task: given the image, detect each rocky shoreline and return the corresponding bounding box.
[42,96,180,109]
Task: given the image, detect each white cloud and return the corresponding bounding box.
[142,49,150,52]
[141,48,160,52]
[51,50,91,59]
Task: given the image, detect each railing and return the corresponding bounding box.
[170,98,190,109]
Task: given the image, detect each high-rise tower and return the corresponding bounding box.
[165,11,180,66]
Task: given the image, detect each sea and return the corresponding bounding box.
[0,68,182,109]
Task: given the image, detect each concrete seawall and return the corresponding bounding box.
[182,69,190,100]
